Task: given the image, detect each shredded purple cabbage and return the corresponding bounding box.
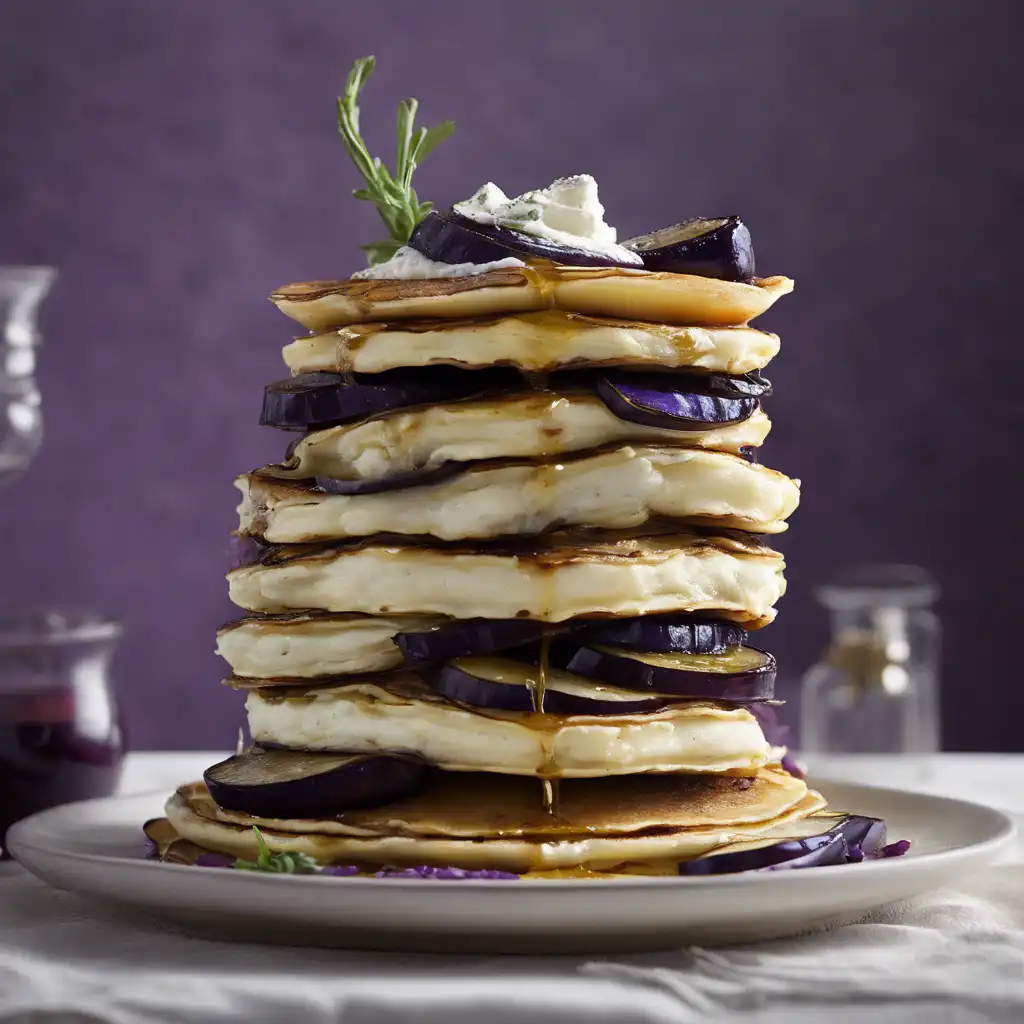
[375,865,519,880]
[319,865,360,877]
[194,853,235,868]
[882,839,912,858]
[846,843,865,863]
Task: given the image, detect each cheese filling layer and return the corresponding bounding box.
[240,447,800,543]
[227,531,786,624]
[245,680,770,777]
[216,614,438,679]
[282,312,779,376]
[280,394,771,484]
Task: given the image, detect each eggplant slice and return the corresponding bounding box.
[204,748,428,819]
[623,216,755,282]
[260,366,518,430]
[410,211,644,269]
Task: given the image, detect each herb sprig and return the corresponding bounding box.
[337,56,455,265]
[234,826,320,874]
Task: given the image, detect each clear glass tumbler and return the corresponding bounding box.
[800,565,941,761]
[0,609,125,854]
[1,266,56,485]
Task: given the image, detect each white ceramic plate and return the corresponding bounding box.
[8,780,1013,953]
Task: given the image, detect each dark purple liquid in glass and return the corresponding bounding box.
[0,611,125,856]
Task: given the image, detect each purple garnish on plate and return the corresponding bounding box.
[882,840,912,858]
[375,865,518,880]
[194,853,235,869]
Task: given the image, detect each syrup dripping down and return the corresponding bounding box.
[532,632,561,817]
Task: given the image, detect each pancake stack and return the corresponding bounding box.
[156,215,830,877]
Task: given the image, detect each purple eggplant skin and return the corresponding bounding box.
[582,616,748,656]
[315,462,465,496]
[623,216,755,282]
[679,832,849,876]
[565,645,776,702]
[203,749,428,819]
[409,210,644,270]
[596,373,758,430]
[396,620,552,668]
[434,661,674,716]
[831,815,887,858]
[260,367,517,431]
[751,703,790,749]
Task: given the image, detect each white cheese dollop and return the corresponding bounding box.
[352,173,638,279]
[351,246,524,280]
[454,174,639,264]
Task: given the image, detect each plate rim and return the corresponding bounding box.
[8,778,1016,891]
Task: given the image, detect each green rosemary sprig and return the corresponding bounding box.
[337,55,455,265]
[233,826,320,874]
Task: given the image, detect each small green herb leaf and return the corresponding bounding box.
[337,56,454,265]
[233,827,321,874]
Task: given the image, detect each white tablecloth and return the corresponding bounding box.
[1,753,1022,1023]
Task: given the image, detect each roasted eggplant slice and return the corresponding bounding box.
[409,210,643,269]
[623,216,754,282]
[566,645,775,702]
[435,657,680,715]
[679,830,849,875]
[678,813,895,875]
[582,616,748,655]
[596,372,759,429]
[832,815,888,859]
[203,748,427,818]
[260,367,517,430]
[396,619,551,668]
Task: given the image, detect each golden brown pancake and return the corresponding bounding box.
[270,266,794,331]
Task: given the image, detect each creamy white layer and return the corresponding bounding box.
[216,614,438,679]
[282,312,779,377]
[240,447,800,543]
[245,679,770,777]
[227,531,785,624]
[351,246,525,280]
[280,394,770,484]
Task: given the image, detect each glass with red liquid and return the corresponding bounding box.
[0,609,125,855]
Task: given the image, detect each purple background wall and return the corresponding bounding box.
[0,0,1020,750]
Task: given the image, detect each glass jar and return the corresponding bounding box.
[800,565,940,763]
[0,608,125,854]
[1,266,56,485]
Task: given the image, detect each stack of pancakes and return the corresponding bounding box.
[161,261,827,877]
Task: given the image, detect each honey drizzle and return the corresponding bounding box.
[533,632,561,817]
[520,262,559,310]
[334,327,360,384]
